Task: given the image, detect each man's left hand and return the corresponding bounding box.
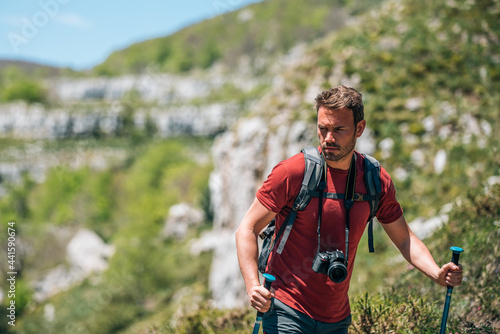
[437,262,463,287]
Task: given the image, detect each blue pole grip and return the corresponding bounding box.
[450,246,463,265]
[263,273,276,290]
[257,274,276,318]
[448,247,463,289]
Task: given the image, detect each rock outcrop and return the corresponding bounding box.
[32,228,115,302]
[161,203,205,240]
[0,101,239,140]
[199,105,318,308]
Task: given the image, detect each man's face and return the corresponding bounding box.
[317,107,366,167]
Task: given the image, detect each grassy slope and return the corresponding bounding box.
[350,184,500,333]
[286,0,499,222]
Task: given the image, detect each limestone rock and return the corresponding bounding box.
[408,204,452,240]
[162,203,205,240]
[206,114,315,308]
[66,229,115,275]
[32,228,114,302]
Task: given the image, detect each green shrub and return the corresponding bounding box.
[351,293,441,334]
[28,167,90,226]
[173,305,255,334]
[2,80,47,104]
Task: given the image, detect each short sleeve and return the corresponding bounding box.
[375,167,404,224]
[256,154,304,213]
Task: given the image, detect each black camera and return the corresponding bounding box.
[311,250,348,283]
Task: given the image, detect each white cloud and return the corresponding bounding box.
[55,14,93,29]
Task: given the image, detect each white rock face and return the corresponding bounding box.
[32,265,84,302]
[378,137,394,160]
[66,229,115,275]
[411,149,426,167]
[0,100,238,191]
[205,114,315,308]
[141,103,239,138]
[32,228,114,302]
[0,101,239,140]
[409,204,452,240]
[49,71,264,104]
[162,203,205,240]
[0,145,127,200]
[405,97,422,111]
[0,102,120,139]
[207,230,245,308]
[51,74,215,103]
[355,126,376,156]
[209,117,269,233]
[434,149,447,174]
[409,215,448,240]
[422,115,435,132]
[1,70,257,140]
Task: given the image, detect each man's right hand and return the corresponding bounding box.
[248,284,274,312]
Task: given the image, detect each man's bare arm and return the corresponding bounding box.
[381,215,463,287]
[235,197,277,311]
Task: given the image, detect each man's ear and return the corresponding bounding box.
[356,120,366,138]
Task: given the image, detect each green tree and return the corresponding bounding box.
[2,80,47,104]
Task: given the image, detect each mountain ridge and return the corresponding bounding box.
[92,0,384,75]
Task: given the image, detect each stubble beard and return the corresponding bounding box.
[322,134,357,162]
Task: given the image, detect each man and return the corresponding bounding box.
[235,85,463,333]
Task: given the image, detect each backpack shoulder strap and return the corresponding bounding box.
[361,153,381,253]
[275,147,324,254]
[294,147,324,210]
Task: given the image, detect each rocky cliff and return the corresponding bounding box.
[206,114,316,308]
[0,68,262,140]
[0,100,240,139]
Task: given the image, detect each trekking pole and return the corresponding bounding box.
[439,246,464,334]
[252,273,276,334]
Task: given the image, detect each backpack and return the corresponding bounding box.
[257,147,381,274]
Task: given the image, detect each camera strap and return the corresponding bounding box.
[315,167,326,254]
[344,154,357,263]
[316,154,357,263]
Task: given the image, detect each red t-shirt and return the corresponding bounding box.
[256,148,403,323]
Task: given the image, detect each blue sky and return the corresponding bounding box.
[0,0,262,70]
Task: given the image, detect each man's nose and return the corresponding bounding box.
[325,131,335,143]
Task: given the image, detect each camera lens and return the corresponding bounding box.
[327,262,348,283]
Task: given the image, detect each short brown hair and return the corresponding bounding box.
[315,85,364,125]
